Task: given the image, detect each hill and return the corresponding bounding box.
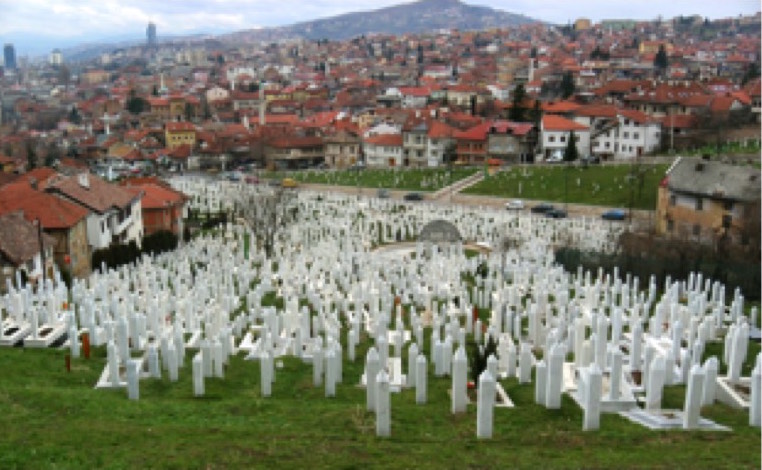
[223,0,540,43]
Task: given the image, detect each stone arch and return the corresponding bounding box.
[418,219,462,244]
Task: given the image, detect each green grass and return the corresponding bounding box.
[464,164,670,210]
[268,168,478,192]
[0,328,759,468]
[679,139,761,157]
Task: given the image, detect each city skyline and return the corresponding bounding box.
[0,0,759,57]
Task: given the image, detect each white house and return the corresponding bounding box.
[205,86,230,103]
[48,173,145,250]
[540,115,590,160]
[581,108,662,159]
[364,134,404,168]
[398,87,431,108]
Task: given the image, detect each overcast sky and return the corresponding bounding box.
[1,0,759,56]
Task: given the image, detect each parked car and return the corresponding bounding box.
[245,175,259,185]
[581,155,601,165]
[505,199,525,210]
[403,192,424,201]
[546,150,564,164]
[377,189,390,199]
[531,203,555,214]
[601,209,627,221]
[545,208,568,219]
[281,178,299,188]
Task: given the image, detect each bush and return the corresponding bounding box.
[90,231,178,271]
[469,335,498,386]
[143,230,178,256]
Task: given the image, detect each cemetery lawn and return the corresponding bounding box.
[0,338,759,469]
[270,167,479,192]
[464,163,670,210]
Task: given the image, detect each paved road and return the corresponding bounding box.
[297,182,654,231]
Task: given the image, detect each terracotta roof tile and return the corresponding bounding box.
[542,115,589,132]
[0,181,88,229]
[48,173,138,213]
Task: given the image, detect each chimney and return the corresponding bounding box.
[78,172,90,188]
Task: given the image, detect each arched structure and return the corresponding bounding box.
[418,219,462,244]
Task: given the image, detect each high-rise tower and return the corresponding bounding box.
[147,22,157,48]
[3,44,16,70]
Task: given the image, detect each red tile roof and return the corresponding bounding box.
[542,115,588,132]
[0,181,88,229]
[574,104,619,118]
[133,183,187,210]
[364,134,403,146]
[48,173,138,213]
[166,122,196,132]
[543,101,582,114]
[618,109,655,125]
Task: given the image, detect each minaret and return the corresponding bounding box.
[259,83,265,126]
[528,58,535,83]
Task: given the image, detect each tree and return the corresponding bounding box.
[236,186,299,258]
[126,89,149,114]
[563,131,579,162]
[45,142,60,167]
[560,71,575,99]
[185,102,194,121]
[509,84,527,121]
[654,44,669,72]
[68,107,82,124]
[26,140,37,170]
[529,99,542,127]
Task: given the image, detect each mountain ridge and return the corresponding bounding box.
[220,0,541,43]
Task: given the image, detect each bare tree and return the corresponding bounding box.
[235,186,299,258]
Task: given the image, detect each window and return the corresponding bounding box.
[669,195,676,206]
[667,220,674,231]
[722,215,732,228]
[560,136,566,143]
[695,198,703,211]
[633,133,639,139]
[692,224,701,237]
[575,136,580,142]
[723,200,733,211]
[623,132,629,138]
[549,136,555,143]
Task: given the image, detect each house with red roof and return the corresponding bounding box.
[0,154,16,173]
[46,172,144,250]
[265,135,324,170]
[165,122,197,150]
[122,182,188,237]
[585,109,662,160]
[324,130,362,169]
[540,115,590,161]
[364,133,404,168]
[454,120,536,165]
[0,180,91,279]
